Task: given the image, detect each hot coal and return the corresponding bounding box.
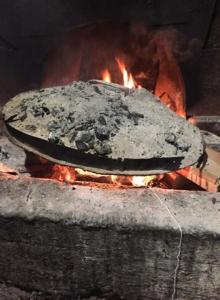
[98,116,107,125]
[75,140,90,151]
[94,142,112,155]
[47,121,60,131]
[165,132,176,144]
[0,146,10,160]
[75,131,94,143]
[165,132,190,152]
[48,132,64,145]
[95,127,110,140]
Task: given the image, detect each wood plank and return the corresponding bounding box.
[178,146,220,192]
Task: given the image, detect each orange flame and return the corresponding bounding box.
[101,57,140,89]
[115,57,136,88]
[46,163,158,188]
[101,69,111,83]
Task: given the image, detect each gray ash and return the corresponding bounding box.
[94,142,112,155]
[165,132,190,152]
[17,111,27,121]
[48,121,60,131]
[25,125,37,132]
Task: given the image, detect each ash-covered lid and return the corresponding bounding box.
[2,80,204,175]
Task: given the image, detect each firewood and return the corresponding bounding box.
[177,147,220,192]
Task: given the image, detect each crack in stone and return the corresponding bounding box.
[26,189,33,203]
[151,191,183,300]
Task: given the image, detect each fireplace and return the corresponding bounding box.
[0,1,220,299]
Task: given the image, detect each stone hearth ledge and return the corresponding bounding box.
[0,176,220,299]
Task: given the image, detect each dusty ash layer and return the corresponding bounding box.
[3,81,204,167]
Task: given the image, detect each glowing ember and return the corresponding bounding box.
[0,162,18,175]
[132,175,156,187]
[50,164,76,184]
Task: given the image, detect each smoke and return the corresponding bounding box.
[128,23,202,63]
[41,21,201,116]
[152,27,202,63]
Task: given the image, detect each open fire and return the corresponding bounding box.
[42,23,186,116]
[50,164,159,188]
[32,52,184,189]
[43,54,183,187]
[45,46,185,187]
[4,23,191,188]
[25,150,161,188]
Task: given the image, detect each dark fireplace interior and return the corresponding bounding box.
[0,0,219,117]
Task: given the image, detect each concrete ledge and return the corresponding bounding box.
[0,176,220,299]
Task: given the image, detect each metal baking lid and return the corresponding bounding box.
[2,80,204,175]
